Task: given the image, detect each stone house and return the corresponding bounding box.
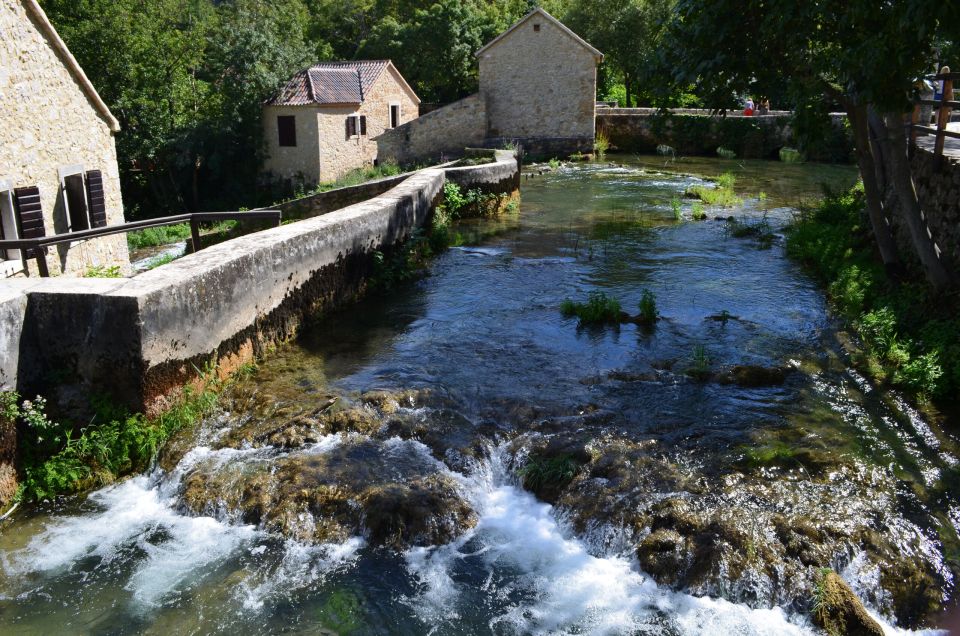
[263,60,420,187]
[377,8,603,162]
[0,0,129,278]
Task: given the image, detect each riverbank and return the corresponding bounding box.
[786,184,960,407]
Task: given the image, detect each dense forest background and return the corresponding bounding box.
[39,0,956,219]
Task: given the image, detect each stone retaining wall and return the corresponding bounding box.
[905,148,960,278]
[271,173,412,222]
[376,94,487,165]
[6,153,521,416]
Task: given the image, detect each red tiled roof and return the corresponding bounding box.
[267,60,390,106]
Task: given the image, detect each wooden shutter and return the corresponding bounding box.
[346,116,356,137]
[14,186,45,258]
[277,116,296,147]
[85,170,107,228]
[360,115,367,135]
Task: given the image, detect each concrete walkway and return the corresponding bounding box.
[915,122,960,159]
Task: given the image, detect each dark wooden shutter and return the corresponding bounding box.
[277,116,296,147]
[360,115,367,135]
[346,116,356,137]
[85,170,107,228]
[14,186,45,258]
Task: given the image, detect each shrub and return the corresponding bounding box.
[84,264,123,278]
[127,223,192,250]
[594,128,610,159]
[670,198,682,221]
[779,147,805,163]
[691,201,707,220]
[686,344,711,380]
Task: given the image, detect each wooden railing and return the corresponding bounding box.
[910,67,959,167]
[0,210,281,277]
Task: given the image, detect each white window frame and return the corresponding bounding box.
[0,178,23,276]
[389,102,401,129]
[58,164,91,234]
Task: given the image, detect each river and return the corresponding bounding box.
[1,156,956,635]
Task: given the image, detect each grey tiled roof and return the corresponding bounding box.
[267,60,390,106]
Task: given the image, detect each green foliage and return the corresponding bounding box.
[686,344,712,380]
[127,223,192,250]
[690,201,707,220]
[548,158,562,170]
[560,292,623,326]
[519,454,580,493]
[440,182,504,218]
[687,173,740,207]
[726,216,775,249]
[83,265,123,278]
[312,162,403,194]
[7,373,225,502]
[143,253,179,271]
[670,197,682,221]
[716,146,737,159]
[593,128,610,159]
[787,185,960,399]
[779,147,806,163]
[637,289,658,326]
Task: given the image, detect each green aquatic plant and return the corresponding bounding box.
[671,197,683,221]
[560,291,623,325]
[779,147,805,163]
[144,253,178,271]
[726,216,775,248]
[686,344,712,381]
[594,128,610,159]
[691,201,707,220]
[637,289,658,326]
[548,157,561,170]
[519,454,580,493]
[656,144,675,157]
[686,172,740,207]
[716,146,737,159]
[710,309,734,325]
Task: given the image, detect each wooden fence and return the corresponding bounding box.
[910,67,959,167]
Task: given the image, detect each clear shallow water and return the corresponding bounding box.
[1,156,957,635]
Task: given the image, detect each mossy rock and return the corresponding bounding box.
[813,570,884,636]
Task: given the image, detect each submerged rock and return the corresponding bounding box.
[813,570,884,636]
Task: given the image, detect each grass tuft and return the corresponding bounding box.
[560,291,623,326]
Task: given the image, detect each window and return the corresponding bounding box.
[59,165,90,233]
[346,114,360,138]
[389,103,401,129]
[360,115,367,136]
[533,23,541,32]
[0,180,21,266]
[277,116,296,147]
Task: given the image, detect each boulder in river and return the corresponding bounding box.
[813,570,885,636]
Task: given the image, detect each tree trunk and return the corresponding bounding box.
[845,102,901,272]
[877,112,953,290]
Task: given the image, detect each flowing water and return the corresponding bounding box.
[2,156,958,635]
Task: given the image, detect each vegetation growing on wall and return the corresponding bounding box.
[787,185,960,400]
[3,368,233,502]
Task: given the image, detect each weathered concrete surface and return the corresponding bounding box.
[11,153,520,414]
[445,150,520,194]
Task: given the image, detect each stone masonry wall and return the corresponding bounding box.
[376,94,487,164]
[904,149,960,278]
[9,152,521,416]
[0,0,129,278]
[478,15,597,147]
[262,104,322,186]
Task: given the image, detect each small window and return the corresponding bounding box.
[360,115,367,136]
[0,182,21,263]
[346,115,358,137]
[389,104,400,128]
[277,116,296,147]
[533,23,541,32]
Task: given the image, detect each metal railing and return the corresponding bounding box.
[910,68,959,167]
[0,210,281,277]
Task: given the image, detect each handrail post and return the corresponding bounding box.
[910,103,921,157]
[189,216,202,253]
[934,65,954,169]
[36,252,49,277]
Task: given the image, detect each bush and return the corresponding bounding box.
[638,289,658,326]
[127,223,192,250]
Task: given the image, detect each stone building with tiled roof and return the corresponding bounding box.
[0,0,129,278]
[263,60,420,187]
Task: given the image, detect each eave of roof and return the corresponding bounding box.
[22,0,120,132]
[475,8,604,62]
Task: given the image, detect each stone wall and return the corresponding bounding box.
[0,0,129,278]
[270,173,412,222]
[903,149,960,278]
[263,66,419,187]
[9,152,521,415]
[377,94,488,164]
[478,14,597,148]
